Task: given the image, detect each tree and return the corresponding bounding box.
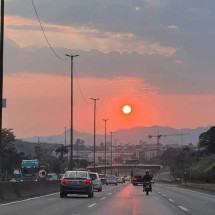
[55,145,68,159]
[198,126,215,155]
[55,145,69,173]
[0,129,23,180]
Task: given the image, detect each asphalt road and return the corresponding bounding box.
[0,182,214,215]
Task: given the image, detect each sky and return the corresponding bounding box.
[1,0,215,138]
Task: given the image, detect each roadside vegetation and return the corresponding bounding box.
[161,126,215,183]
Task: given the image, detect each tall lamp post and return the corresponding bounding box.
[91,98,99,172]
[0,0,5,181]
[110,131,115,175]
[65,54,79,170]
[102,119,109,175]
[64,126,67,146]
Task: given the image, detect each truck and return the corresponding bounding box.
[20,159,40,181]
[131,168,149,186]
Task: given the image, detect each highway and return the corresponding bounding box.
[0,182,214,215]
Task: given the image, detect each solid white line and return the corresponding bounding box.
[178,206,189,212]
[101,197,106,200]
[168,199,174,202]
[179,187,215,198]
[88,203,97,208]
[0,192,59,207]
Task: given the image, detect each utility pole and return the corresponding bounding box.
[91,98,99,172]
[102,119,109,175]
[64,126,66,146]
[65,54,79,170]
[110,132,113,175]
[0,0,5,181]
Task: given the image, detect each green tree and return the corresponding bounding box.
[55,145,68,160]
[198,126,215,155]
[55,145,69,173]
[0,129,23,180]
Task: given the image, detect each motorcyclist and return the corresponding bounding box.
[142,171,152,191]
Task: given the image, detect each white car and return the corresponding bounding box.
[46,173,58,181]
[89,172,102,192]
[117,177,124,183]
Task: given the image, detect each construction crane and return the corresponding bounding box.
[148,131,190,156]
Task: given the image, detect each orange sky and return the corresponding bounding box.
[2,5,215,139]
[3,73,214,138]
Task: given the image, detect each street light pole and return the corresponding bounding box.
[65,54,79,170]
[102,119,109,175]
[110,131,113,175]
[91,98,99,172]
[64,126,66,146]
[0,0,5,181]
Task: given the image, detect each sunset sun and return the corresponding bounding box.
[122,105,132,114]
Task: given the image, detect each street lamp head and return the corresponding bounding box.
[65,54,79,58]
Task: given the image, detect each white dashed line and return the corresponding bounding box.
[162,194,167,197]
[101,197,106,200]
[178,206,189,212]
[168,199,174,202]
[108,193,112,195]
[88,203,97,208]
[158,192,161,194]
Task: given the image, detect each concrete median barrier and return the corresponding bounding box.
[1,182,18,201]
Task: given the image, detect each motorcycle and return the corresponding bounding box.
[143,180,152,195]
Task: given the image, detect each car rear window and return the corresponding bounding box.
[65,171,88,178]
[90,173,97,180]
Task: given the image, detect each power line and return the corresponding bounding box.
[73,65,92,105]
[32,0,68,61]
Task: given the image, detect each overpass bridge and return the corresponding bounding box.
[87,163,162,175]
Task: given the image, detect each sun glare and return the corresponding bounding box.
[122,105,132,114]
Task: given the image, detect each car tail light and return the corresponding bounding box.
[146,181,150,184]
[132,177,137,181]
[61,179,69,184]
[82,179,90,184]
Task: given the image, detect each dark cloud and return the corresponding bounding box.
[3,1,215,94]
[4,39,215,95]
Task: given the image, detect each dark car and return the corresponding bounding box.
[132,175,143,186]
[60,170,94,198]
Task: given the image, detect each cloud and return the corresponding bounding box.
[5,15,176,56]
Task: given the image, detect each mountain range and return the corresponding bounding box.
[21,126,211,146]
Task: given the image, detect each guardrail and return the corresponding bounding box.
[0,181,60,202]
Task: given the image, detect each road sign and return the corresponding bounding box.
[2,98,6,108]
[38,169,47,178]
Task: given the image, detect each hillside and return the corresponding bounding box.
[21,126,210,146]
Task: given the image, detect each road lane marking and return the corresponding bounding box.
[168,199,174,202]
[162,194,167,197]
[101,197,106,200]
[179,187,215,198]
[158,192,161,194]
[108,193,112,195]
[178,206,189,212]
[88,203,97,208]
[0,192,59,207]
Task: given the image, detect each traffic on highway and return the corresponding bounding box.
[1,172,215,215]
